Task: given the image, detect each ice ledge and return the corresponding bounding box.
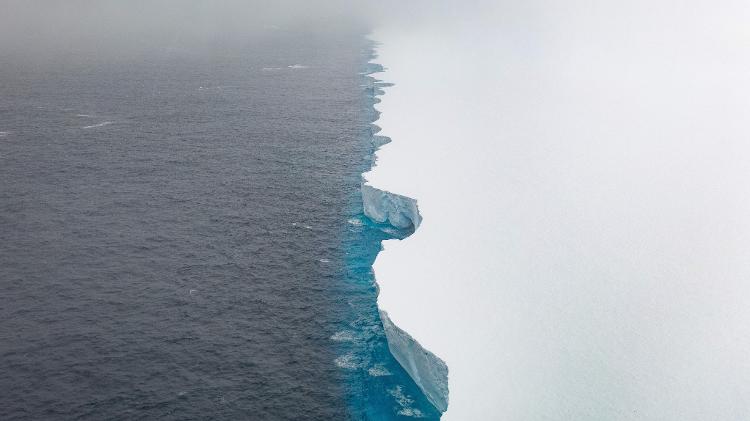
[380,310,450,413]
[361,184,422,231]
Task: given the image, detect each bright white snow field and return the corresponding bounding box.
[367,1,750,419]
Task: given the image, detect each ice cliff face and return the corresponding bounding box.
[361,49,449,415]
[361,185,422,231]
[380,311,450,413]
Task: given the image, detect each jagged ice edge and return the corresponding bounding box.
[360,43,450,414]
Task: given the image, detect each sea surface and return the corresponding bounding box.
[0,30,439,419]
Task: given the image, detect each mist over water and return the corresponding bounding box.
[0,0,446,414]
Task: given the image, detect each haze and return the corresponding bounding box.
[0,0,377,58]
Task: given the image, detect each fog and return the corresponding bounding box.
[0,0,376,57]
[369,0,750,419]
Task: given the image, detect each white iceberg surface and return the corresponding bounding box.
[369,2,750,419]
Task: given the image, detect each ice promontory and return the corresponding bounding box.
[361,185,422,230]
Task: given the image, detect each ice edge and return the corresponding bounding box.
[361,41,450,414]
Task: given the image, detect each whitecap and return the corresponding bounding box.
[0,131,9,137]
[334,354,360,370]
[262,67,282,71]
[330,330,356,342]
[287,64,309,69]
[76,114,91,118]
[319,258,330,263]
[398,408,425,418]
[368,364,392,377]
[389,386,425,417]
[347,218,363,226]
[82,121,113,129]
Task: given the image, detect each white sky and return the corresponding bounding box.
[368,1,750,419]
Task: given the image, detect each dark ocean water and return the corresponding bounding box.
[0,30,439,419]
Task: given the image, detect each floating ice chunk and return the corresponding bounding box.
[361,185,421,230]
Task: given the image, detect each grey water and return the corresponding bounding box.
[0,29,439,419]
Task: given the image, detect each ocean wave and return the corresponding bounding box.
[82,121,113,129]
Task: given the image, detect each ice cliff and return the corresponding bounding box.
[361,185,422,231]
[361,50,449,415]
[380,310,450,413]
